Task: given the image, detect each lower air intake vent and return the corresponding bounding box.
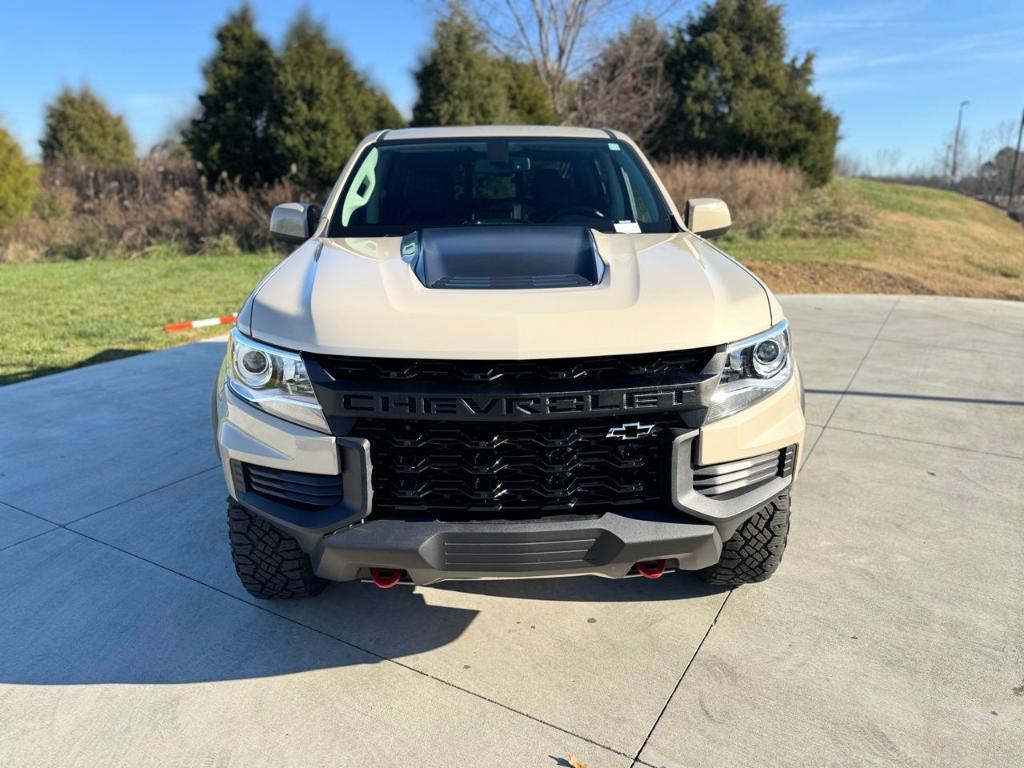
[237,462,343,509]
[693,445,795,498]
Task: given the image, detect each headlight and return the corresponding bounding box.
[706,319,792,422]
[226,330,328,433]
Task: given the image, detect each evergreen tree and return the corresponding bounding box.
[658,0,839,185]
[273,12,403,190]
[369,86,406,130]
[0,125,38,230]
[274,12,367,190]
[411,10,510,127]
[184,4,284,186]
[503,59,557,125]
[39,86,136,169]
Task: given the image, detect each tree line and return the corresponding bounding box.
[1,0,840,231]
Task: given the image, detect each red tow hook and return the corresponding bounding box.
[636,560,667,579]
[370,568,404,589]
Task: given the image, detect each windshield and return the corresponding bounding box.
[327,138,676,236]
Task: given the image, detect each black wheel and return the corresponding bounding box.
[698,491,791,585]
[227,499,328,599]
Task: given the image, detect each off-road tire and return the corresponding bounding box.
[698,491,790,585]
[227,499,328,599]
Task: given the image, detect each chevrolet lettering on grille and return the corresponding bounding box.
[331,385,698,421]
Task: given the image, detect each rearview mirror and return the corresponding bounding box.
[270,202,320,244]
[684,198,731,238]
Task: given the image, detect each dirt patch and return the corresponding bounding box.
[744,261,936,295]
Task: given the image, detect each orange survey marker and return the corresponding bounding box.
[164,314,237,332]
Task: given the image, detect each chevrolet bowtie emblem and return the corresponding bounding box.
[606,422,658,440]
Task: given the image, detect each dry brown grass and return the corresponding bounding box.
[742,261,934,295]
[0,159,307,261]
[655,157,806,232]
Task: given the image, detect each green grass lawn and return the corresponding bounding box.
[0,252,280,385]
[721,234,869,262]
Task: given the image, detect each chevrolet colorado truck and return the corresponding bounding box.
[213,126,805,598]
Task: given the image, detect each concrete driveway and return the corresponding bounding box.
[1,295,1021,767]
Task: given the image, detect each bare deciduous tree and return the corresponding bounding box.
[445,0,680,119]
[462,0,610,116]
[569,15,671,147]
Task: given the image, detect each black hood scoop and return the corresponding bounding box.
[404,226,605,290]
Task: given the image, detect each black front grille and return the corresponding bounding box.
[352,416,679,520]
[312,347,717,386]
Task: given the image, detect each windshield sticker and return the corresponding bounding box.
[614,221,642,234]
[608,142,621,151]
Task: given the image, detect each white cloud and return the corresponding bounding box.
[814,27,1024,78]
[790,1,928,32]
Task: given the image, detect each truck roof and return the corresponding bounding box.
[379,125,618,141]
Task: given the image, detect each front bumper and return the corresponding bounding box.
[312,509,723,585]
[214,366,804,584]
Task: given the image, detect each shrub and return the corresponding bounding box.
[765,181,873,239]
[0,126,38,230]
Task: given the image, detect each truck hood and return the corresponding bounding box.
[244,230,774,359]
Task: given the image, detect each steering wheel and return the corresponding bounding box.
[548,206,609,222]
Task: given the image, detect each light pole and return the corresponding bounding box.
[951,100,969,179]
[1006,107,1024,213]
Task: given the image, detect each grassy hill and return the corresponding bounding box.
[723,178,1024,299]
[0,178,1021,385]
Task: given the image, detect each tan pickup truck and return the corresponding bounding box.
[213,126,805,598]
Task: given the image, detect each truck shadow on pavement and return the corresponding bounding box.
[435,572,729,602]
[0,524,724,686]
[1,347,145,386]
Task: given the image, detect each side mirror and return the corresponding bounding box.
[684,198,731,239]
[270,202,320,244]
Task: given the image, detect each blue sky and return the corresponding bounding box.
[1,0,1021,172]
